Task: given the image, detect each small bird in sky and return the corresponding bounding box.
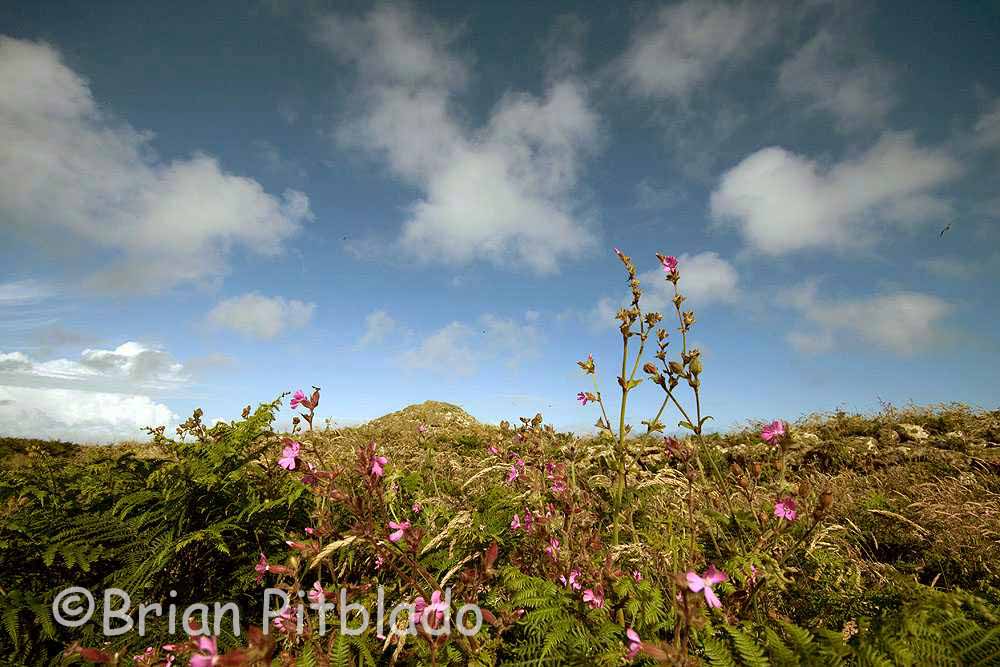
[939,224,951,237]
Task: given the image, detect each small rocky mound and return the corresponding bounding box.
[365,401,481,432]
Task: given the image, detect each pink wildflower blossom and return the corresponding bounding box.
[272,607,295,632]
[626,627,643,660]
[413,590,447,627]
[582,588,604,608]
[412,502,422,513]
[774,497,798,521]
[761,420,785,444]
[290,389,307,410]
[388,520,411,543]
[660,255,678,275]
[254,553,269,582]
[686,565,728,609]
[304,527,314,535]
[308,581,325,604]
[545,537,559,560]
[632,570,643,582]
[510,514,522,530]
[559,570,582,590]
[277,439,301,470]
[190,637,218,667]
[370,453,388,478]
[418,423,428,434]
[507,458,525,483]
[577,391,590,406]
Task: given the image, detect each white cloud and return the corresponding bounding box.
[0,36,313,293]
[780,282,952,355]
[357,309,396,348]
[206,293,315,340]
[619,0,779,100]
[0,342,187,392]
[401,322,478,377]
[778,29,897,131]
[640,252,740,309]
[0,384,175,443]
[400,313,542,377]
[710,133,962,255]
[0,280,53,305]
[974,99,1000,151]
[314,5,600,273]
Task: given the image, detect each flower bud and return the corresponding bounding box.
[643,362,659,375]
[752,462,762,478]
[668,361,685,376]
[729,463,741,477]
[737,476,749,489]
[689,356,703,375]
[773,458,784,472]
[819,489,833,510]
[798,480,812,497]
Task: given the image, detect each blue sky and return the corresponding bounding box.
[1,0,998,442]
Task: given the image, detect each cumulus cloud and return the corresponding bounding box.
[0,384,175,442]
[357,309,397,348]
[778,28,897,131]
[400,314,542,377]
[710,133,962,255]
[0,36,313,293]
[313,4,600,273]
[0,342,187,392]
[205,293,315,340]
[619,0,779,101]
[640,252,740,309]
[780,282,952,355]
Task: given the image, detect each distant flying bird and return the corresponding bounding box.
[939,224,951,237]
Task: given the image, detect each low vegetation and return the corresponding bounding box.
[1,249,998,666]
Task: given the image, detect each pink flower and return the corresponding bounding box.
[388,520,411,543]
[308,581,325,604]
[559,570,582,590]
[254,553,269,582]
[523,512,534,532]
[278,439,301,470]
[190,637,218,667]
[371,453,388,478]
[290,389,307,410]
[577,391,590,406]
[488,444,500,455]
[551,478,567,493]
[545,537,559,560]
[412,502,422,513]
[582,588,604,608]
[626,627,642,660]
[413,590,447,627]
[761,420,785,444]
[632,570,643,583]
[305,527,315,535]
[418,423,429,434]
[273,607,295,632]
[660,255,678,275]
[507,458,525,483]
[510,514,522,530]
[686,565,728,609]
[374,554,384,569]
[774,497,797,521]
